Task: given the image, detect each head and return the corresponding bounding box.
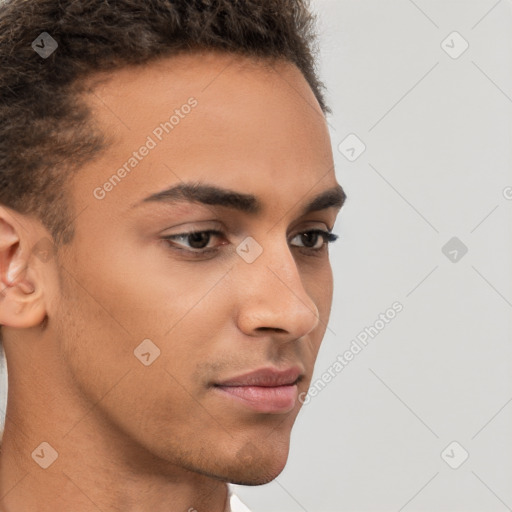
[0,0,345,485]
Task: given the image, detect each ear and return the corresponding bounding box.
[0,206,47,330]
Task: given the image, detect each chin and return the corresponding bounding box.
[226,460,288,486]
[222,440,290,486]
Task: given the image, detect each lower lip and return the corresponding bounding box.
[214,384,298,414]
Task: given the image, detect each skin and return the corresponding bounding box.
[0,50,345,511]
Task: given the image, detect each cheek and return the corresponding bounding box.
[53,266,134,406]
[54,242,231,392]
[68,237,230,339]
[53,256,230,450]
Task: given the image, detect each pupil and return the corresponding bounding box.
[189,232,210,249]
[303,232,318,248]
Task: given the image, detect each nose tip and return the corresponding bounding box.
[236,264,321,341]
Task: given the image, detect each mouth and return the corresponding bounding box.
[212,366,303,414]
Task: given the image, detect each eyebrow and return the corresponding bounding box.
[134,182,347,216]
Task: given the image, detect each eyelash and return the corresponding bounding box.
[162,229,339,258]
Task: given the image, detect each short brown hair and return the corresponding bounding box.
[0,0,329,246]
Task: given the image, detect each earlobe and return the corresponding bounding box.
[0,282,47,329]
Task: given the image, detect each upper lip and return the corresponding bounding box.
[214,366,303,387]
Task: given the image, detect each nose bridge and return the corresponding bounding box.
[266,258,316,314]
[234,234,320,336]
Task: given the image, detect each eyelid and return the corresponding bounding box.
[161,227,339,257]
[159,220,224,235]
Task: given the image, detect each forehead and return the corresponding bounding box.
[72,51,336,218]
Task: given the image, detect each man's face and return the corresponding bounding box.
[47,51,343,484]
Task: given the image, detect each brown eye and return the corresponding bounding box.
[290,230,339,251]
[162,230,225,253]
[187,232,212,249]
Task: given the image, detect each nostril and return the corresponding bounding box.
[256,327,287,334]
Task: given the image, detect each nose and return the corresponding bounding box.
[234,237,322,341]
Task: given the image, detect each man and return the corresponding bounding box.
[0,1,346,510]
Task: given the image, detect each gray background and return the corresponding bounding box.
[2,1,512,511]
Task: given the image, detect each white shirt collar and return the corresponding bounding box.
[224,484,252,512]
